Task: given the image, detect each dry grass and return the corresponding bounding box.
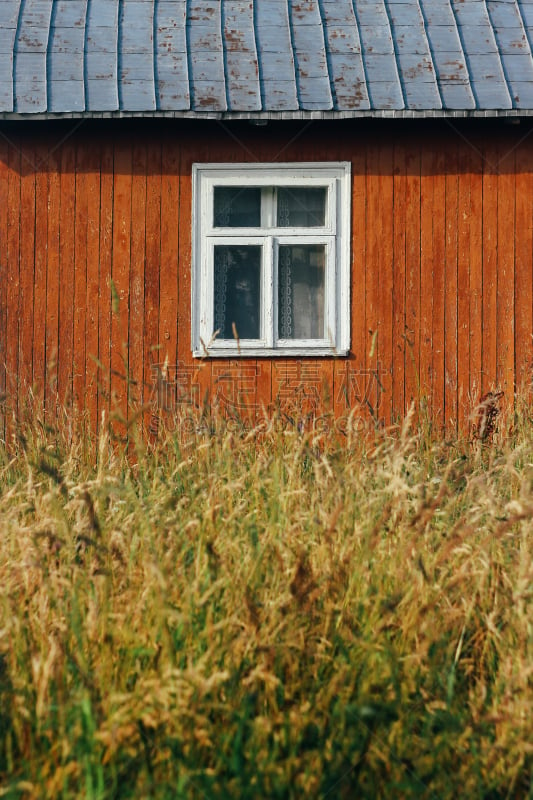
[0,403,532,799]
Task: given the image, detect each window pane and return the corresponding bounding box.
[214,187,261,227]
[277,188,326,227]
[278,245,325,339]
[214,245,261,340]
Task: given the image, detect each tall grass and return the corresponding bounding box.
[0,404,531,799]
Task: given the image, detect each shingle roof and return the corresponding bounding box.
[2,0,533,119]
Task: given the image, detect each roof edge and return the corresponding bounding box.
[0,109,531,122]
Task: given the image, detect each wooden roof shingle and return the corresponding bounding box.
[2,0,533,119]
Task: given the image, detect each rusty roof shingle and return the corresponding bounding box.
[2,0,533,118]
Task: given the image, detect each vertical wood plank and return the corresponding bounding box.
[175,137,187,363]
[58,141,76,410]
[404,141,421,413]
[271,358,290,424]
[19,141,36,409]
[469,147,483,415]
[0,138,8,440]
[111,139,132,440]
[145,140,162,431]
[444,138,458,431]
[86,140,102,436]
[377,143,394,425]
[160,137,180,406]
[497,143,515,404]
[255,357,272,422]
[255,352,271,427]
[457,146,471,431]
[313,358,334,426]
[129,139,147,416]
[175,135,201,428]
[420,145,434,423]
[6,143,21,430]
[73,141,88,415]
[514,142,533,393]
[392,141,407,422]
[98,141,114,432]
[365,140,380,424]
[33,145,48,406]
[482,143,498,395]
[431,145,446,431]
[45,149,61,423]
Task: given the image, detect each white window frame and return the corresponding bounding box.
[191,162,351,358]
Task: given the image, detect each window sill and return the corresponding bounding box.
[192,346,349,358]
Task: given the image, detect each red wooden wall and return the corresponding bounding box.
[0,118,532,439]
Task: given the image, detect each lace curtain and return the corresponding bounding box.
[278,244,325,340]
[213,188,325,342]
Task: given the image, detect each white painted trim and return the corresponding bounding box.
[191,162,351,358]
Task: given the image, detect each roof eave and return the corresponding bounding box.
[0,108,531,122]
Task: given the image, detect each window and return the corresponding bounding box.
[192,162,351,357]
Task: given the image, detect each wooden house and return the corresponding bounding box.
[1,0,533,437]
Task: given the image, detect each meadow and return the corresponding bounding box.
[0,404,531,798]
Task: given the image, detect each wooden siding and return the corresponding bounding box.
[0,119,532,440]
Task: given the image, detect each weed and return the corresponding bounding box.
[0,404,531,798]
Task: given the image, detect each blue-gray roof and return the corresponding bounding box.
[2,0,533,119]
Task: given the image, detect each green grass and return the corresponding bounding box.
[0,405,531,799]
